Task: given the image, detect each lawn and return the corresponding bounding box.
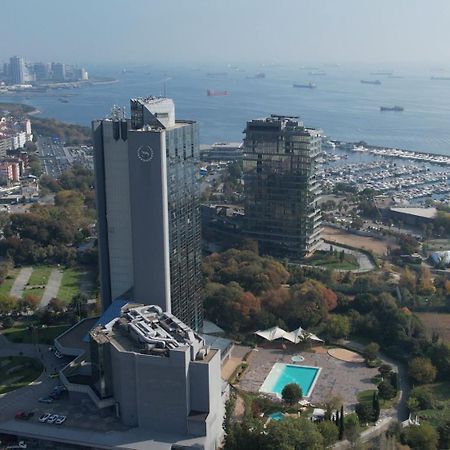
[2,324,71,345]
[307,251,359,270]
[27,266,53,287]
[0,356,43,394]
[0,268,20,296]
[358,389,399,410]
[416,312,450,343]
[57,267,83,303]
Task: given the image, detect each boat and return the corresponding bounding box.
[58,98,69,103]
[206,72,227,77]
[207,89,228,96]
[308,71,326,76]
[361,79,381,85]
[293,82,316,89]
[380,106,404,111]
[370,71,393,76]
[246,72,266,79]
[431,76,450,81]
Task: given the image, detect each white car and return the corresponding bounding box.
[46,415,58,424]
[55,415,66,425]
[39,413,51,423]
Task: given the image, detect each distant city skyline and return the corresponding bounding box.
[2,0,450,66]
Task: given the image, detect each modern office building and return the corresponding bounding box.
[93,97,203,330]
[243,115,322,260]
[9,56,26,85]
[33,62,52,80]
[51,62,66,81]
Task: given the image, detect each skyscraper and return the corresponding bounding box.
[93,98,203,330]
[9,56,26,85]
[243,115,322,260]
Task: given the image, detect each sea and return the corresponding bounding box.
[2,63,450,155]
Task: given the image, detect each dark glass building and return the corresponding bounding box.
[243,115,322,260]
[92,98,203,330]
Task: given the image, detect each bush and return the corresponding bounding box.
[281,383,303,405]
[378,380,396,400]
[409,387,434,410]
[409,357,437,385]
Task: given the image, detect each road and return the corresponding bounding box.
[37,137,71,178]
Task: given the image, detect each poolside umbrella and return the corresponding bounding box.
[284,326,306,344]
[255,326,288,342]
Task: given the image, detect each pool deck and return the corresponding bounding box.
[238,345,378,410]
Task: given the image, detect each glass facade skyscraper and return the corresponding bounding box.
[243,115,322,260]
[93,98,203,330]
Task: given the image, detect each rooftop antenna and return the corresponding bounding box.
[162,77,172,97]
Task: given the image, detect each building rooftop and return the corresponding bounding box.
[390,207,437,219]
[91,304,208,361]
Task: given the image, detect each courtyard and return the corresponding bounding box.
[238,345,378,410]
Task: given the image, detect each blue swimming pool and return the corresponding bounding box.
[269,411,284,421]
[259,363,321,398]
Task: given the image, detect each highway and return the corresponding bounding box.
[37,137,71,178]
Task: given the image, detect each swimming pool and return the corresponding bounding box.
[269,411,284,421]
[259,363,321,398]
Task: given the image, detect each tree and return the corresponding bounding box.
[363,342,380,363]
[438,421,450,450]
[339,405,345,440]
[47,297,65,313]
[405,423,439,450]
[378,380,396,400]
[372,391,380,421]
[327,315,350,339]
[281,383,302,405]
[378,364,393,379]
[408,357,437,385]
[344,413,361,445]
[317,421,339,448]
[0,293,17,315]
[355,402,372,424]
[19,293,40,312]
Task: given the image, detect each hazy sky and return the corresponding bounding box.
[2,0,450,66]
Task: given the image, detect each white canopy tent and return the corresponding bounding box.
[255,326,323,344]
[255,326,288,342]
[284,326,306,344]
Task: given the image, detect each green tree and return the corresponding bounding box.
[378,380,396,400]
[327,315,350,339]
[408,357,437,385]
[281,383,302,405]
[344,413,361,445]
[405,423,438,450]
[363,342,379,363]
[317,421,339,448]
[355,402,372,424]
[0,293,17,315]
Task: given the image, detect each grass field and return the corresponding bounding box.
[2,324,71,345]
[57,268,83,303]
[416,312,450,343]
[307,250,359,270]
[357,389,398,410]
[27,266,53,287]
[0,356,43,394]
[0,268,20,296]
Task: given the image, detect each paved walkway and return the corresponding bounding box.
[40,269,63,307]
[10,267,33,298]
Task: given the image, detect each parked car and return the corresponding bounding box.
[46,415,58,424]
[55,415,66,425]
[39,413,51,423]
[6,442,27,449]
[38,397,53,404]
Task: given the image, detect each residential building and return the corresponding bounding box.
[243,115,322,259]
[9,56,26,85]
[200,142,243,161]
[93,97,203,330]
[33,62,52,80]
[51,62,66,81]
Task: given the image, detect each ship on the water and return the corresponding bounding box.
[361,79,381,85]
[207,89,228,96]
[308,71,326,76]
[431,76,450,81]
[246,72,266,79]
[293,82,316,89]
[380,105,404,111]
[370,71,393,76]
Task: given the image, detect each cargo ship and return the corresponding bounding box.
[361,79,381,85]
[431,76,450,81]
[293,82,316,89]
[246,72,266,79]
[380,105,404,111]
[207,89,228,96]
